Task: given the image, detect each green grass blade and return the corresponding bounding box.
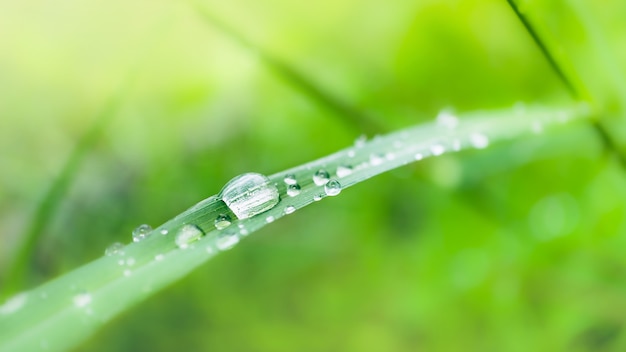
[0,103,590,352]
[2,94,124,298]
[191,3,385,135]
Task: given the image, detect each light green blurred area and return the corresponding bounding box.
[1,0,626,350]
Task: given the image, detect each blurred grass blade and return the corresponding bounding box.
[191,2,384,135]
[0,103,591,352]
[3,93,124,298]
[506,0,626,167]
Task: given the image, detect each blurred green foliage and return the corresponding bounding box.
[1,0,626,350]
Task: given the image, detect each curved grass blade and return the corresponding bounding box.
[0,103,590,352]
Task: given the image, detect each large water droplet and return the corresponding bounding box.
[105,242,124,256]
[283,174,298,185]
[132,224,152,243]
[220,173,280,219]
[216,231,239,250]
[313,169,330,186]
[214,214,232,230]
[175,224,205,249]
[287,183,301,197]
[324,179,342,196]
[336,165,353,178]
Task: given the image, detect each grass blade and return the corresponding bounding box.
[0,103,590,352]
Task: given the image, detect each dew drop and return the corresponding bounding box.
[452,140,462,151]
[283,174,298,185]
[123,269,132,277]
[240,228,249,236]
[216,231,239,250]
[284,205,296,215]
[336,165,353,178]
[354,134,367,147]
[160,229,169,235]
[105,242,124,256]
[430,144,445,156]
[415,153,423,161]
[287,183,301,197]
[132,224,152,243]
[175,224,205,249]
[470,133,489,149]
[220,173,280,219]
[347,150,356,158]
[214,214,232,230]
[266,215,275,223]
[206,246,215,254]
[436,110,459,129]
[385,152,396,160]
[370,153,384,166]
[73,292,91,308]
[313,194,323,202]
[125,257,136,266]
[324,179,342,196]
[313,169,330,186]
[155,254,164,261]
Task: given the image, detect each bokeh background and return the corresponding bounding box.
[2,0,626,350]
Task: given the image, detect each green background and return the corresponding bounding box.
[1,0,626,350]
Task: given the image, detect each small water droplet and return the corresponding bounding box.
[220,173,280,219]
[370,153,384,166]
[123,269,132,277]
[206,246,215,254]
[266,215,275,223]
[216,231,239,250]
[415,153,423,160]
[73,292,91,308]
[385,152,396,160]
[175,224,205,249]
[324,179,342,196]
[0,292,27,315]
[284,205,296,215]
[125,257,136,266]
[470,133,489,149]
[283,174,298,185]
[117,259,124,266]
[313,194,323,201]
[214,214,232,230]
[430,144,445,156]
[287,183,301,197]
[336,165,353,178]
[354,134,367,147]
[313,169,330,186]
[155,254,164,261]
[132,224,152,243]
[393,141,404,149]
[436,110,459,129]
[347,150,356,158]
[105,242,124,256]
[240,228,249,236]
[452,140,461,151]
[160,229,169,235]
